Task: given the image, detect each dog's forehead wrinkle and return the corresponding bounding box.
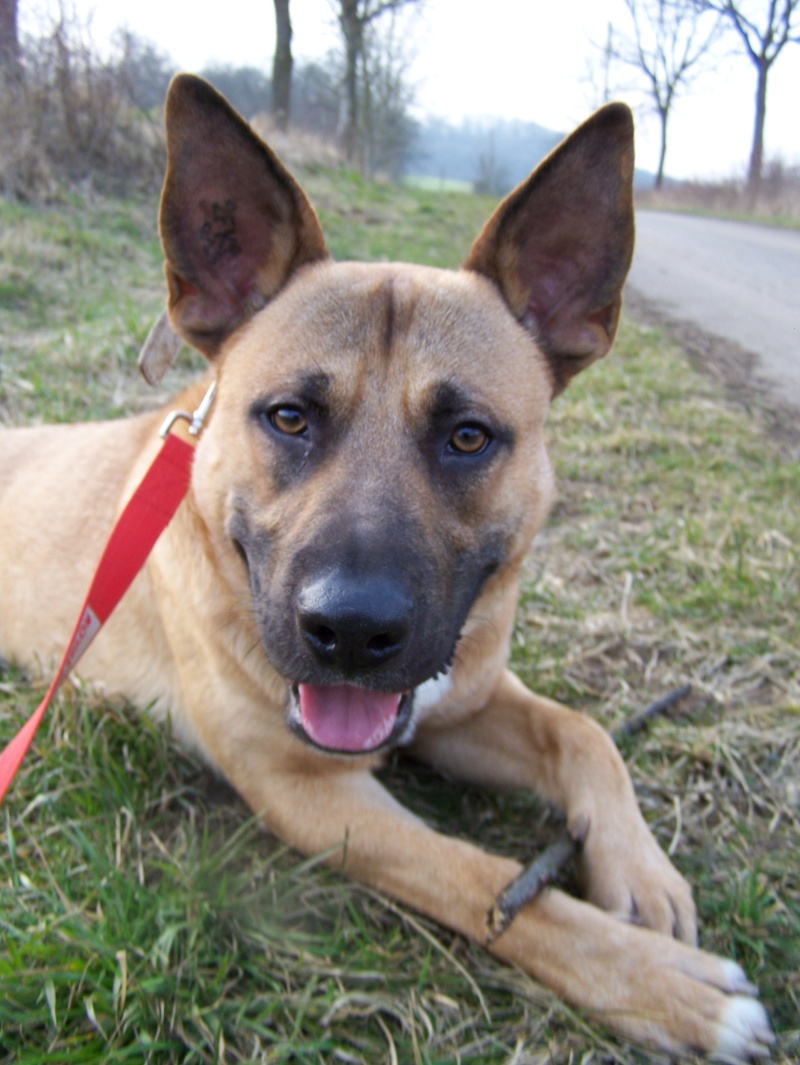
[241,264,553,429]
[382,274,397,357]
[288,261,499,346]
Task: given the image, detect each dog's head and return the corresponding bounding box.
[158,75,634,756]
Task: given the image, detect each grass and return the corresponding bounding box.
[1,167,799,1064]
[404,175,475,195]
[634,199,800,232]
[635,180,800,231]
[0,196,168,425]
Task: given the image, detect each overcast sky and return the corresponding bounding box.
[21,0,800,181]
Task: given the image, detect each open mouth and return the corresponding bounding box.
[288,683,414,754]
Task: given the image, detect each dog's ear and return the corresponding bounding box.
[464,103,634,395]
[159,74,328,358]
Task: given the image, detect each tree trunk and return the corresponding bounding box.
[338,0,363,165]
[746,56,768,208]
[0,0,23,197]
[655,106,668,190]
[0,0,22,86]
[271,0,293,131]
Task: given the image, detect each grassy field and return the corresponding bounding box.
[0,168,798,1064]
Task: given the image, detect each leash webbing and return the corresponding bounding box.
[0,384,215,806]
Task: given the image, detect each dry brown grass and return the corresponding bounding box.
[636,162,800,227]
[250,113,344,172]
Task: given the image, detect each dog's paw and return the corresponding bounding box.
[641,947,774,1062]
[612,933,774,1061]
[573,808,698,943]
[495,889,772,1061]
[713,988,775,1063]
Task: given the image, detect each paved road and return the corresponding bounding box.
[627,210,800,406]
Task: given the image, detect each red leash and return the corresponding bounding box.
[0,382,216,805]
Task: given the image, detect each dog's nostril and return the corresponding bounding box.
[312,624,337,650]
[367,632,395,653]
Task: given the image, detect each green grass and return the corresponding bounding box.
[0,196,172,425]
[1,168,799,1064]
[404,175,475,195]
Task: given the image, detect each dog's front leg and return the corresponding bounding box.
[412,669,697,943]
[222,749,768,1059]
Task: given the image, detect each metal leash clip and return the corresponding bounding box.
[159,379,217,440]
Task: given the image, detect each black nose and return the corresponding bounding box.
[296,573,412,674]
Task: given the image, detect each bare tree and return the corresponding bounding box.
[694,0,800,203]
[332,0,421,166]
[0,0,25,197]
[610,0,720,188]
[582,22,615,109]
[271,0,293,131]
[202,64,270,116]
[291,60,340,136]
[115,29,175,110]
[474,132,509,196]
[2,11,171,199]
[359,8,419,177]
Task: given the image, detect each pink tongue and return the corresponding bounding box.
[298,684,401,752]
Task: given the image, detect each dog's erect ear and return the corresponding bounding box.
[159,74,328,358]
[464,103,634,395]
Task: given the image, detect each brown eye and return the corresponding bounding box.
[449,423,490,455]
[270,406,308,436]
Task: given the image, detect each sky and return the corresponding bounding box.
[21,0,800,181]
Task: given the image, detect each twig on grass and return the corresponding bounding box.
[485,684,693,943]
[612,683,692,741]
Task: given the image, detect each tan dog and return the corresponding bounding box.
[0,76,772,1059]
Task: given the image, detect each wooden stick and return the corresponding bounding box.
[612,683,691,741]
[486,832,581,944]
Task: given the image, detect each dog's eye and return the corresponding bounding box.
[270,406,308,436]
[449,422,491,455]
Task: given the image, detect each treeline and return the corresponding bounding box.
[412,117,562,196]
[0,7,418,200]
[202,63,338,140]
[0,23,173,198]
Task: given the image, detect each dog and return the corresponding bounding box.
[0,75,773,1060]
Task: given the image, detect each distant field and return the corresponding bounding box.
[1,169,798,1064]
[404,173,474,194]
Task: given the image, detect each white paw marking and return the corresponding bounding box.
[713,995,775,1063]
